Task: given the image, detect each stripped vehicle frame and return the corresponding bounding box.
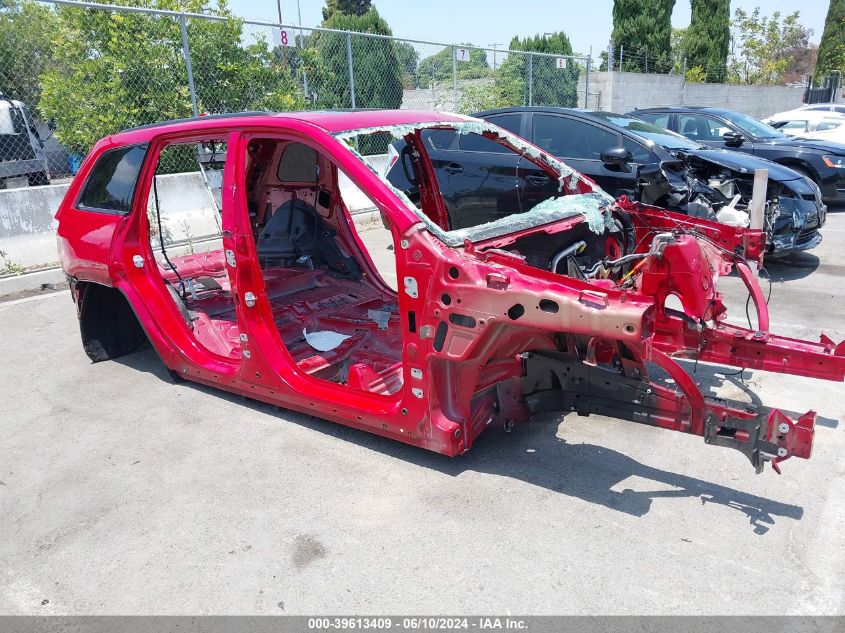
[56,110,845,475]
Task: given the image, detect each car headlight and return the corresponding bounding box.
[822,155,845,168]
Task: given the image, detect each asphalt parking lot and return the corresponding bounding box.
[1,210,844,616]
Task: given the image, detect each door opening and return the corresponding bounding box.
[145,138,241,359]
[242,136,402,395]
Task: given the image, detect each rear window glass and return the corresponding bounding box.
[277,142,318,183]
[77,145,147,214]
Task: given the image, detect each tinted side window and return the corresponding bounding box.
[833,106,845,114]
[677,114,730,141]
[532,115,618,160]
[623,137,655,163]
[781,120,808,132]
[636,112,670,129]
[78,145,147,214]
[9,105,26,134]
[423,128,456,150]
[582,125,621,159]
[457,131,510,153]
[485,113,523,136]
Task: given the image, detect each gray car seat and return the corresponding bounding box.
[256,198,361,279]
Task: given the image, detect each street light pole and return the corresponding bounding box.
[488,42,502,70]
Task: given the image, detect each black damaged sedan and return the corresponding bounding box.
[455,108,825,255]
[629,105,845,204]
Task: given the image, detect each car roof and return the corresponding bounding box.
[630,105,734,116]
[112,109,471,143]
[475,106,640,126]
[475,106,676,139]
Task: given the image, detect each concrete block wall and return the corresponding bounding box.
[682,83,805,119]
[588,71,805,119]
[608,72,685,114]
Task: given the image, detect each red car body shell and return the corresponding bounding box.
[56,111,845,474]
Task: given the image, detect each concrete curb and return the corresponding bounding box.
[0,267,66,297]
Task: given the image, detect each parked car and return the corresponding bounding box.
[628,106,845,203]
[397,107,823,254]
[794,102,845,115]
[0,96,51,188]
[56,111,845,474]
[763,110,845,144]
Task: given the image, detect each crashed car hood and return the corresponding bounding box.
[682,148,806,183]
[749,136,845,155]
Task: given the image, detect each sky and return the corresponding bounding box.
[227,0,830,57]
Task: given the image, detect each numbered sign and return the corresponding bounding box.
[555,57,568,69]
[278,28,294,47]
[455,48,470,62]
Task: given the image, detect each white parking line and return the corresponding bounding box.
[0,290,69,309]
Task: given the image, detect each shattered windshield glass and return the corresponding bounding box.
[334,119,615,247]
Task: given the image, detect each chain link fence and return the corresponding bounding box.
[0,0,595,185]
[603,43,687,77]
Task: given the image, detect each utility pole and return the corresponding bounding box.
[488,43,502,70]
[276,0,303,25]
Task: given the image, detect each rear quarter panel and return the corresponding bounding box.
[56,138,131,285]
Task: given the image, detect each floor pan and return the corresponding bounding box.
[173,262,403,394]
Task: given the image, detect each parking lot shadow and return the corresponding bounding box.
[762,251,820,282]
[463,417,801,535]
[115,347,803,535]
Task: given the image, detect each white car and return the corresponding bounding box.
[796,102,845,115]
[763,109,845,143]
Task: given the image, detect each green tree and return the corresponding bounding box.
[322,0,371,21]
[39,0,303,155]
[816,0,845,80]
[0,0,58,108]
[611,0,676,73]
[685,0,730,81]
[727,7,812,84]
[484,32,580,110]
[417,46,490,87]
[308,7,402,109]
[394,41,419,88]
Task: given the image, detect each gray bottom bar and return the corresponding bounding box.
[0,617,842,633]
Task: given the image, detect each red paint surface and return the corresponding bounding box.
[56,111,844,474]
